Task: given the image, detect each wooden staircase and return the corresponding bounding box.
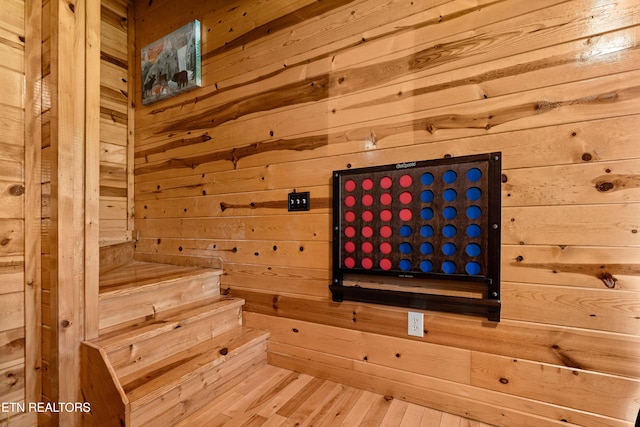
[80,260,269,426]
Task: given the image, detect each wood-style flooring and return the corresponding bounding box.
[177,364,496,427]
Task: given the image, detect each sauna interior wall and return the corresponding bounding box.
[134,1,640,426]
[0,0,27,425]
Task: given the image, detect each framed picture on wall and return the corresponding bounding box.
[140,20,201,105]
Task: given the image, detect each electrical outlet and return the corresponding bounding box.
[408,311,424,337]
[288,192,310,211]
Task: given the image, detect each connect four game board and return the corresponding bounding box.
[330,153,502,321]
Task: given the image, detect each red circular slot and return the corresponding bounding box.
[362,242,373,253]
[362,194,374,206]
[344,241,355,253]
[362,210,373,222]
[344,211,356,222]
[379,258,392,270]
[361,258,373,269]
[399,191,412,204]
[380,225,392,238]
[362,178,374,190]
[344,195,356,207]
[345,226,356,238]
[380,209,392,221]
[399,208,412,221]
[400,174,413,188]
[380,176,393,189]
[380,193,392,205]
[344,180,356,192]
[344,257,355,268]
[380,242,392,254]
[361,226,373,238]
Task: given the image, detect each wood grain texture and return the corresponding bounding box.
[133,0,640,425]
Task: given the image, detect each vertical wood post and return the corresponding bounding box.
[48,0,100,424]
[24,1,43,424]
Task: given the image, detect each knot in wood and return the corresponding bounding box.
[0,238,10,246]
[499,377,509,384]
[595,181,614,192]
[9,185,24,196]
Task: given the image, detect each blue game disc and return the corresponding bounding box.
[421,207,434,220]
[400,225,413,237]
[466,205,482,219]
[443,188,457,202]
[420,260,433,273]
[442,261,456,274]
[466,224,481,238]
[421,173,434,185]
[399,259,412,271]
[399,242,413,254]
[442,225,457,238]
[420,225,434,238]
[442,242,457,256]
[465,243,481,257]
[443,170,457,184]
[466,168,482,182]
[442,206,457,220]
[465,262,481,275]
[420,242,434,255]
[421,190,434,203]
[466,187,482,201]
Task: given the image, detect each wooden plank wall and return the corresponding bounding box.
[0,0,29,425]
[100,0,133,246]
[133,1,640,426]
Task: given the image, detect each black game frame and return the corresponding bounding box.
[329,153,502,321]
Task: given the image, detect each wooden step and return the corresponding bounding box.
[90,295,245,379]
[99,261,222,329]
[125,326,269,427]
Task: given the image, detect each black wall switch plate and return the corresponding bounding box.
[288,192,310,211]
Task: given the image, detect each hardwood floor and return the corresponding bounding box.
[177,364,496,427]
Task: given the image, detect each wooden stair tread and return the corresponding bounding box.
[99,260,222,295]
[122,326,269,409]
[92,295,245,349]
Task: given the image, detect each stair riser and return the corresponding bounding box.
[109,306,243,379]
[130,340,268,427]
[99,275,220,329]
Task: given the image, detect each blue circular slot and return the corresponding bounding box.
[400,225,413,237]
[399,259,412,271]
[443,188,457,202]
[420,225,434,238]
[400,242,413,254]
[466,187,482,201]
[421,173,434,185]
[466,205,482,219]
[420,242,434,255]
[466,243,482,257]
[442,242,457,256]
[421,208,434,220]
[465,262,481,275]
[442,261,456,274]
[421,190,434,203]
[442,225,457,238]
[443,170,457,184]
[467,168,482,182]
[420,260,433,273]
[466,224,481,238]
[442,206,457,220]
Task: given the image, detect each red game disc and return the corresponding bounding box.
[344,241,355,253]
[362,241,373,253]
[344,257,356,268]
[344,179,356,192]
[380,209,392,221]
[380,193,392,205]
[344,195,356,207]
[362,194,374,206]
[362,178,374,190]
[380,176,393,189]
[380,242,392,254]
[344,211,356,222]
[379,258,392,270]
[400,174,413,188]
[361,258,373,269]
[399,191,412,204]
[345,226,356,238]
[361,210,373,222]
[361,226,373,238]
[399,208,412,221]
[380,225,392,238]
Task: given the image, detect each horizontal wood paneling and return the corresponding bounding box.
[134,0,640,425]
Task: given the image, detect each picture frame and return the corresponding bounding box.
[140,20,201,105]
